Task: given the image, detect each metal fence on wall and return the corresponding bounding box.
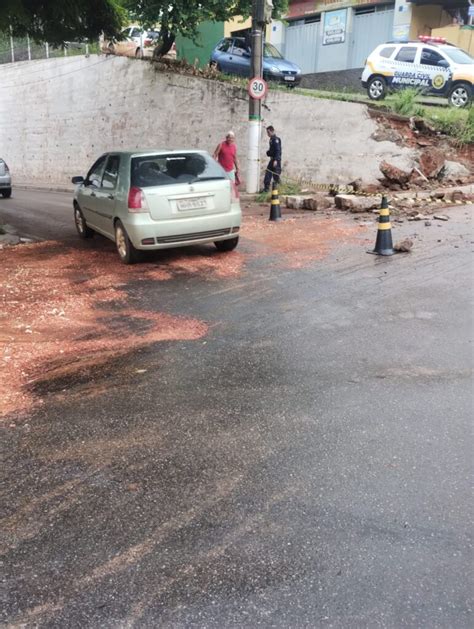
[0,36,100,65]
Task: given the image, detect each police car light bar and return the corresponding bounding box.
[418,35,447,44]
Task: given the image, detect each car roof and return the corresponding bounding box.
[100,150,210,158]
[381,40,455,48]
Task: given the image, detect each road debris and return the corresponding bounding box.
[433,214,450,221]
[394,239,414,252]
[408,213,430,221]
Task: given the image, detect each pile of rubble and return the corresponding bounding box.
[281,185,472,217]
[281,141,472,216]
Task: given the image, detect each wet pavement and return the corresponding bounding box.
[1,190,473,627]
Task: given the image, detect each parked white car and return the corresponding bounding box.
[361,36,473,107]
[102,26,176,59]
[72,150,241,264]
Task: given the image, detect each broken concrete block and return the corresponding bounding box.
[302,195,334,211]
[380,161,412,184]
[442,161,470,180]
[433,214,449,221]
[335,194,380,212]
[285,196,306,210]
[419,148,445,179]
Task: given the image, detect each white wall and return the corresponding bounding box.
[0,55,416,187]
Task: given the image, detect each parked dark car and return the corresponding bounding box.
[0,158,12,198]
[210,37,302,86]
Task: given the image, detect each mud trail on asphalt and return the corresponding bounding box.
[0,213,368,418]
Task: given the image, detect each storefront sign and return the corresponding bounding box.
[323,9,347,45]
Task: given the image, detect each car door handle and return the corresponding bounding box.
[107,194,114,200]
[90,191,96,197]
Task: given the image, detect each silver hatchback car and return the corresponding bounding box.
[0,158,12,198]
[72,150,241,264]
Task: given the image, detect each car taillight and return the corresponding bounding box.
[128,187,149,213]
[4,163,9,172]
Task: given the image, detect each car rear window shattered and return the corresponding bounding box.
[131,153,227,187]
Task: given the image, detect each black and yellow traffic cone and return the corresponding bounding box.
[369,195,394,256]
[269,183,282,221]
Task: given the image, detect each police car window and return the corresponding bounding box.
[217,39,232,52]
[380,46,395,59]
[443,47,473,65]
[421,48,444,66]
[395,47,417,63]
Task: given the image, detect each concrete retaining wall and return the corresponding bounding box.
[0,55,415,187]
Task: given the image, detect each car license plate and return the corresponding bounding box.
[177,198,207,211]
[284,75,295,81]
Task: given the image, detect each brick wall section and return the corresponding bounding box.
[0,55,415,187]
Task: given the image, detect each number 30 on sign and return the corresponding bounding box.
[248,77,268,100]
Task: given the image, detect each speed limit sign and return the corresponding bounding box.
[248,77,268,100]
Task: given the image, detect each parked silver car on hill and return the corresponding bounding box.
[72,151,241,264]
[0,158,12,198]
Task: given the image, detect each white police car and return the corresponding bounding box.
[361,37,473,108]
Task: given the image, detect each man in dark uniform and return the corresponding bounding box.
[262,125,282,192]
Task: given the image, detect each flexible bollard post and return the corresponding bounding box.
[269,182,282,222]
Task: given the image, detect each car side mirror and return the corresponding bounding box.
[438,59,449,68]
[71,176,84,184]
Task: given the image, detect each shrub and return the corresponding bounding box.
[391,88,425,117]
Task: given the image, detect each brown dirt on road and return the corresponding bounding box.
[243,212,370,268]
[0,242,218,418]
[1,212,368,418]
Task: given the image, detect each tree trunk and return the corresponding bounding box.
[152,32,175,59]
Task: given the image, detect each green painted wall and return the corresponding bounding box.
[176,21,224,68]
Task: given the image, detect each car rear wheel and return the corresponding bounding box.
[74,204,94,238]
[210,60,221,71]
[115,220,140,264]
[215,237,239,252]
[107,43,116,55]
[1,188,12,198]
[367,76,387,101]
[135,47,143,59]
[448,83,471,108]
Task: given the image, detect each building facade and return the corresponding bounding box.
[280,0,471,73]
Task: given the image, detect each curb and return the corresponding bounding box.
[15,184,73,193]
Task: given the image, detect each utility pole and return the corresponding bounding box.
[246,0,272,193]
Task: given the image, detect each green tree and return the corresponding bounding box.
[0,0,125,45]
[125,0,288,57]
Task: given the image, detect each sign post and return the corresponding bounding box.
[246,0,273,194]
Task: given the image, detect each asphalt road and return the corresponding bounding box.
[0,188,77,241]
[1,189,473,628]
